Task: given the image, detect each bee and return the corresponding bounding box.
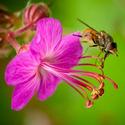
[75,18,118,68]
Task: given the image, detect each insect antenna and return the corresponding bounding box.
[77,18,98,32]
[72,34,82,37]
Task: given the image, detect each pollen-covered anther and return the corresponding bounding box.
[91,88,104,100]
[99,88,104,96]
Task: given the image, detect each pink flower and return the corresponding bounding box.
[5,18,118,111]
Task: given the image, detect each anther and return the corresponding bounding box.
[85,100,93,108]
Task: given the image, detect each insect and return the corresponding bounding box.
[75,18,118,68]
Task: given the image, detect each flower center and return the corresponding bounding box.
[42,53,57,64]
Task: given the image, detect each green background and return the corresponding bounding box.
[0,0,125,125]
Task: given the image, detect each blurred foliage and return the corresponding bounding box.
[0,0,125,125]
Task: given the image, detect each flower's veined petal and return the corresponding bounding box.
[52,33,83,68]
[11,75,40,111]
[30,18,62,57]
[5,51,39,86]
[38,71,61,101]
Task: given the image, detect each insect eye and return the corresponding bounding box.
[111,42,117,48]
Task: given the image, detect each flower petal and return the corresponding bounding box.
[38,71,61,101]
[5,51,39,86]
[52,33,83,68]
[11,75,40,111]
[30,18,62,57]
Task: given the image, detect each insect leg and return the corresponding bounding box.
[84,44,98,55]
[89,45,98,47]
[94,46,104,66]
[101,52,110,68]
[95,50,103,64]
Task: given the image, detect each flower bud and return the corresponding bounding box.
[23,3,50,27]
[0,8,17,29]
[0,32,12,58]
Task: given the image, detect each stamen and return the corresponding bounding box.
[42,63,94,106]
[45,63,105,90]
[81,71,118,89]
[72,74,96,89]
[42,63,93,91]
[67,81,88,99]
[99,74,118,89]
[71,71,104,87]
[42,63,83,73]
[43,62,106,99]
[62,73,104,104]
[82,71,104,82]
[63,74,93,91]
[65,79,93,108]
[80,56,103,63]
[71,73,105,100]
[42,62,117,108]
[77,63,104,75]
